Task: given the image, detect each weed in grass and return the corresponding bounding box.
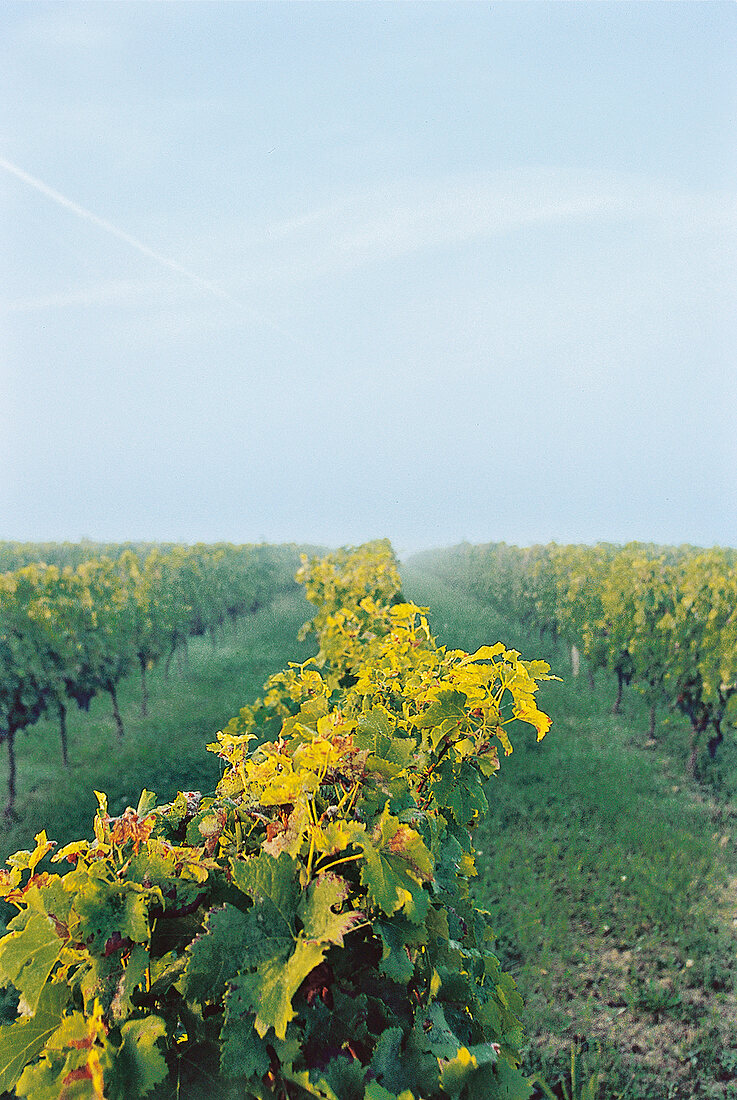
[682,1019,737,1085]
[625,977,682,1021]
[528,1041,603,1100]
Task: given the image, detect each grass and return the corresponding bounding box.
[401,559,737,1099]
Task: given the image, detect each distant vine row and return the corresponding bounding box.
[0,543,304,814]
[415,541,737,776]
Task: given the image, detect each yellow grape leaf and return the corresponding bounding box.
[495,725,514,756]
[513,698,552,740]
[460,643,507,664]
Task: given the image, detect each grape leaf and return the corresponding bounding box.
[72,875,150,950]
[438,1047,479,1098]
[412,1002,461,1060]
[184,904,262,1004]
[431,759,488,826]
[317,1055,367,1100]
[487,1057,533,1100]
[13,1057,64,1100]
[110,945,149,1022]
[369,1026,435,1095]
[0,980,68,1093]
[367,1027,403,1087]
[298,873,363,946]
[229,850,299,932]
[219,1005,271,1080]
[114,1016,168,1098]
[282,1069,340,1099]
[376,918,426,984]
[227,937,327,1040]
[5,831,56,875]
[413,690,467,747]
[364,1084,417,1100]
[0,909,63,1014]
[358,840,413,917]
[357,806,431,921]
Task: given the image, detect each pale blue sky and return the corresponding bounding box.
[2,2,735,554]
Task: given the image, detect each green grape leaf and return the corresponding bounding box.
[219,1006,271,1080]
[364,1086,417,1100]
[364,1084,400,1100]
[425,904,450,953]
[431,759,488,826]
[72,875,151,949]
[0,909,63,1014]
[229,850,299,932]
[376,918,426,984]
[412,1002,461,1060]
[485,1058,533,1100]
[368,1027,403,1086]
[357,704,395,743]
[493,969,525,1020]
[466,1042,500,1066]
[384,734,418,769]
[110,945,149,1022]
[413,690,467,747]
[0,980,68,1093]
[125,845,178,890]
[228,938,327,1040]
[115,1016,169,1098]
[358,707,416,767]
[357,805,431,921]
[370,1024,436,1095]
[358,840,413,917]
[377,929,414,984]
[184,904,260,1004]
[435,964,472,1005]
[317,1054,367,1100]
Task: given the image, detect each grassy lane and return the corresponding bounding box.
[0,589,316,865]
[401,560,737,1099]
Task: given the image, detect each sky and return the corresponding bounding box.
[1,1,736,556]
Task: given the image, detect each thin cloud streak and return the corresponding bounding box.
[1,280,176,314]
[252,169,737,285]
[0,156,305,347]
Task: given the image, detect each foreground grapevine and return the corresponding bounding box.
[0,541,556,1099]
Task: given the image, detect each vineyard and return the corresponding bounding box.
[0,538,736,1097]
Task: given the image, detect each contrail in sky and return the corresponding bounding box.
[0,155,304,346]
